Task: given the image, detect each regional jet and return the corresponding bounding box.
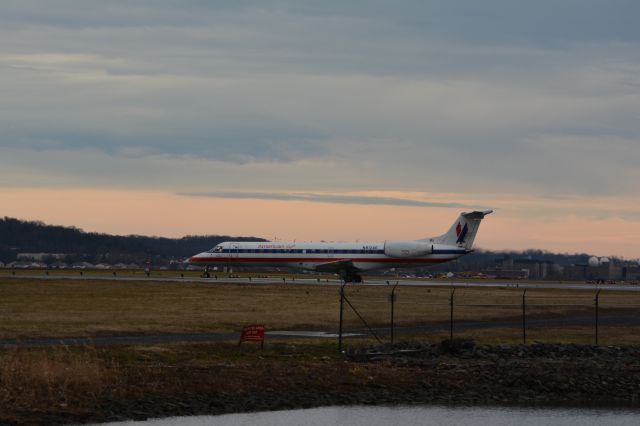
[188,210,492,282]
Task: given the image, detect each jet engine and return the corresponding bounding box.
[384,240,432,258]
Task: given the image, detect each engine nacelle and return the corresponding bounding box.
[384,240,432,258]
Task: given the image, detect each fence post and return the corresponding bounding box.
[449,288,456,341]
[595,290,601,345]
[522,289,527,345]
[338,281,346,353]
[390,282,399,345]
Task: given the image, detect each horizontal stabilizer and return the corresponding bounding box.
[461,210,493,220]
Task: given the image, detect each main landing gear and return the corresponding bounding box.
[339,272,363,283]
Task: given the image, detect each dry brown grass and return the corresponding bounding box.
[0,278,344,338]
[0,342,342,424]
[0,347,122,420]
[0,278,638,341]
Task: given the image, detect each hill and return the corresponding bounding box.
[0,217,266,266]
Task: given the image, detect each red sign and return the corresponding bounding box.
[239,324,265,346]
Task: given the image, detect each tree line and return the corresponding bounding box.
[0,217,266,265]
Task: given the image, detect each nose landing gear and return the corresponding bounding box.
[202,266,211,278]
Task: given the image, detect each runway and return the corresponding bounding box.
[3,273,639,292]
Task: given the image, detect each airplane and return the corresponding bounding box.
[188,210,492,282]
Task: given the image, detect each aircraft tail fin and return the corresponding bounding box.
[422,210,493,250]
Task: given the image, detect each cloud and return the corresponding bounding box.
[177,191,482,210]
[0,1,639,200]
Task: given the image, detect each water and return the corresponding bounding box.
[101,405,640,426]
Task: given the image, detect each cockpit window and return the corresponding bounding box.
[208,245,224,253]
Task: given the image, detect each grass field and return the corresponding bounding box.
[1,276,639,345]
[3,276,640,423]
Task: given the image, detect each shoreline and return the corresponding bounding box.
[3,340,640,425]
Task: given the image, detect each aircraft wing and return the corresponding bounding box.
[314,259,360,274]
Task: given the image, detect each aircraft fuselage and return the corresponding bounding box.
[187,210,492,282]
[188,241,466,272]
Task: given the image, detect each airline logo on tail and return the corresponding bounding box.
[456,222,468,244]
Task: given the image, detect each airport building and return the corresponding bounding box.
[564,257,631,282]
[563,263,590,281]
[623,264,640,281]
[484,255,562,280]
[16,252,67,261]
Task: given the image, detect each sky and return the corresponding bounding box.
[1,1,639,258]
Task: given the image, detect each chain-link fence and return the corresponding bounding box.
[337,284,640,351]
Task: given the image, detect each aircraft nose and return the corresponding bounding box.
[186,254,200,263]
